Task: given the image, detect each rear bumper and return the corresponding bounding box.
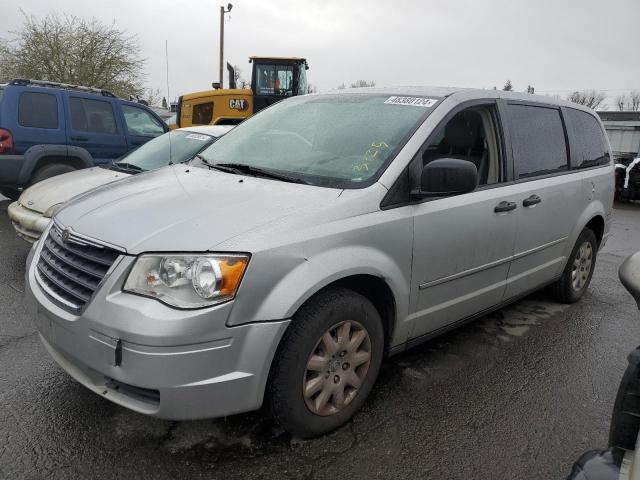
[7,201,49,243]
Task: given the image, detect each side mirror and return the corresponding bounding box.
[620,252,640,308]
[413,158,478,197]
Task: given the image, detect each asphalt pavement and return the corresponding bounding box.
[1,199,640,480]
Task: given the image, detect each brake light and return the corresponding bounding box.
[0,129,13,154]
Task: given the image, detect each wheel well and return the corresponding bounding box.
[31,155,85,178]
[585,215,605,247]
[310,275,396,351]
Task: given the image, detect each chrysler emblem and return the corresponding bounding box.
[61,229,70,243]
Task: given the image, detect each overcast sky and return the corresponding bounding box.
[3,0,640,106]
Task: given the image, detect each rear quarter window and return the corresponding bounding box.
[507,104,568,179]
[18,92,58,129]
[564,108,611,169]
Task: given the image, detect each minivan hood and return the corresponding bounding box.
[19,167,131,214]
[55,165,342,253]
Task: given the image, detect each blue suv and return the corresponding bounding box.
[0,79,169,199]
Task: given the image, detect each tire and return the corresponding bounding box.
[609,349,640,450]
[551,228,598,303]
[267,287,384,438]
[0,188,19,200]
[30,163,76,185]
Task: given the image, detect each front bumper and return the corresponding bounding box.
[7,201,49,243]
[25,240,290,420]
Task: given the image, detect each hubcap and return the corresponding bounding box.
[571,241,593,292]
[302,320,372,416]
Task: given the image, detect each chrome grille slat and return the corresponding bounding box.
[36,226,119,313]
[43,236,108,279]
[49,227,119,266]
[39,248,100,291]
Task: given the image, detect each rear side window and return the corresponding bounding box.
[192,103,214,125]
[69,97,117,134]
[122,105,165,136]
[19,92,58,129]
[507,104,568,179]
[564,108,610,169]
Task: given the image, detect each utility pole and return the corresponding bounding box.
[219,3,233,89]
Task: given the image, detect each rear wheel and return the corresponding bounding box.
[31,163,76,185]
[267,287,384,438]
[551,228,598,303]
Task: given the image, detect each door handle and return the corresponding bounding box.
[70,136,88,141]
[494,201,517,213]
[523,195,542,207]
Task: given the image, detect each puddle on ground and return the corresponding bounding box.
[481,299,569,339]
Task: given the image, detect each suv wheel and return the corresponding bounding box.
[31,163,76,185]
[267,287,384,438]
[0,188,20,200]
[551,228,598,303]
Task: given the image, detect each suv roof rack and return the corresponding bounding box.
[9,79,117,98]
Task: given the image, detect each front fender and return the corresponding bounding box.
[226,232,413,347]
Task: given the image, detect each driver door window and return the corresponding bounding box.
[420,105,504,186]
[122,105,165,137]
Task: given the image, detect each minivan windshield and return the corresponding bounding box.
[197,94,438,188]
[112,130,214,172]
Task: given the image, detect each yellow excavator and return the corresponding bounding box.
[176,56,309,127]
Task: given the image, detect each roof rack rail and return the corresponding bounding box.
[8,79,117,98]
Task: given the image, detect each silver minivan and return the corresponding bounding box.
[25,87,614,438]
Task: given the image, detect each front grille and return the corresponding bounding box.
[36,224,120,312]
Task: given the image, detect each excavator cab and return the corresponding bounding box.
[249,57,309,113]
[176,56,308,127]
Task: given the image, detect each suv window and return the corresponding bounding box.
[19,92,58,129]
[421,105,503,186]
[565,108,610,169]
[122,105,165,136]
[70,97,117,134]
[191,103,213,125]
[507,104,568,179]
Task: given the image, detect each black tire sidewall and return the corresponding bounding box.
[31,164,76,185]
[559,228,598,303]
[268,287,384,438]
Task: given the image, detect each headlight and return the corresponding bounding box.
[44,203,63,218]
[123,254,249,308]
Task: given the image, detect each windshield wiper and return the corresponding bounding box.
[217,163,311,185]
[112,162,144,173]
[200,158,310,185]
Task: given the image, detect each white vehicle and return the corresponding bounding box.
[8,125,231,242]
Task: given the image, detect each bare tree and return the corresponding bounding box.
[628,91,640,111]
[502,80,513,91]
[566,90,607,110]
[616,95,627,111]
[336,82,346,90]
[0,11,145,98]
[142,87,163,107]
[349,80,376,88]
[231,64,249,89]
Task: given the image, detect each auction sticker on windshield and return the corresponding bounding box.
[185,134,211,141]
[384,96,438,107]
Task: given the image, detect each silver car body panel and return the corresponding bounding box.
[25,87,614,419]
[8,125,233,242]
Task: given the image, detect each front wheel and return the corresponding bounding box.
[551,228,598,303]
[267,287,384,438]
